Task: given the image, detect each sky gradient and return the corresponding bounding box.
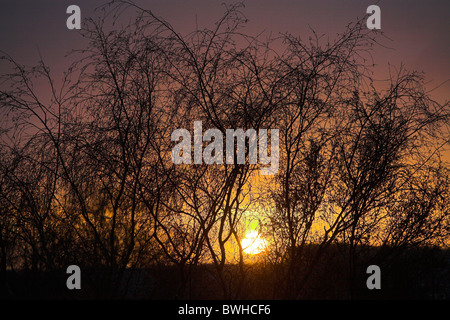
[0,0,448,101]
[1,0,449,155]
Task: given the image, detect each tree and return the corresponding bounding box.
[0,0,448,299]
[261,21,449,298]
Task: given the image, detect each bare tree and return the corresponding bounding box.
[0,0,448,299]
[261,20,449,298]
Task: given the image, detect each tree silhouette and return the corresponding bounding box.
[0,1,448,299]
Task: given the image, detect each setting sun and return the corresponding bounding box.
[242,230,267,255]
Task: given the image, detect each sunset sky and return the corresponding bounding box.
[0,1,448,301]
[1,0,448,97]
[1,0,449,153]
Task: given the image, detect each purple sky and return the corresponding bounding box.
[1,0,449,160]
[1,0,448,102]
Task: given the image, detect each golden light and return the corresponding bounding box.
[241,230,267,255]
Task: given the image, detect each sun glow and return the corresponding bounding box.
[242,230,267,255]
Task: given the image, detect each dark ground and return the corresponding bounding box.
[1,245,449,300]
